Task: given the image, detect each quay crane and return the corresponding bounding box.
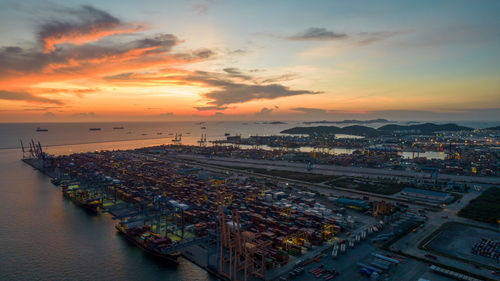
[172,133,182,144]
[198,134,207,147]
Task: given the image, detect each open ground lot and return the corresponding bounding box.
[424,223,500,269]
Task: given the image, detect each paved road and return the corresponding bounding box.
[176,154,500,185]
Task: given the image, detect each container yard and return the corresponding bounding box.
[22,143,399,281]
[19,140,499,281]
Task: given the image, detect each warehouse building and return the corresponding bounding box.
[398,187,452,203]
[335,198,370,210]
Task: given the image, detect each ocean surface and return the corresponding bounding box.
[0,147,215,281]
[0,121,298,150]
[1,120,497,155]
[0,120,497,281]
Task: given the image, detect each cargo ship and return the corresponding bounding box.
[62,186,101,214]
[89,128,101,131]
[115,223,180,264]
[36,127,48,132]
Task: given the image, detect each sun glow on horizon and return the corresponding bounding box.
[0,1,499,122]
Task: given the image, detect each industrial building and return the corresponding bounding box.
[334,198,370,210]
[398,187,452,203]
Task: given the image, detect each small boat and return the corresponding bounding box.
[36,127,48,132]
[89,128,101,131]
[113,126,124,130]
[224,133,230,136]
[142,133,148,136]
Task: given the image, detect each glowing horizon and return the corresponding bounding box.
[0,0,499,122]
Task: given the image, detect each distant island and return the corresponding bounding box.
[303,118,392,125]
[485,125,500,131]
[281,122,474,137]
[281,125,379,137]
[377,123,473,134]
[261,121,287,125]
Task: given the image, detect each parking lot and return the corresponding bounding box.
[425,223,500,269]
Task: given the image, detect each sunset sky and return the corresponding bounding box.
[0,0,499,122]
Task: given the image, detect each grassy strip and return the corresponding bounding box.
[251,168,336,183]
[200,162,337,183]
[328,177,407,195]
[459,187,500,225]
[338,181,404,195]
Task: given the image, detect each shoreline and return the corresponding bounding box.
[20,157,230,281]
[0,135,186,151]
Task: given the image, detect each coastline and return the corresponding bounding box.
[20,154,227,281]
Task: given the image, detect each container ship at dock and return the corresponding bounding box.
[61,186,101,214]
[115,223,180,264]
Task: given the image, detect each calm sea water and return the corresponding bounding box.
[0,147,215,281]
[0,121,300,149]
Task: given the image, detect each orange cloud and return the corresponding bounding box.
[0,33,204,90]
[42,25,144,53]
[0,90,64,105]
[0,5,317,116]
[38,5,144,53]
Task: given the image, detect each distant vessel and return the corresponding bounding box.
[142,133,147,136]
[157,132,162,135]
[113,126,124,130]
[224,133,230,136]
[89,128,101,131]
[36,127,48,132]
